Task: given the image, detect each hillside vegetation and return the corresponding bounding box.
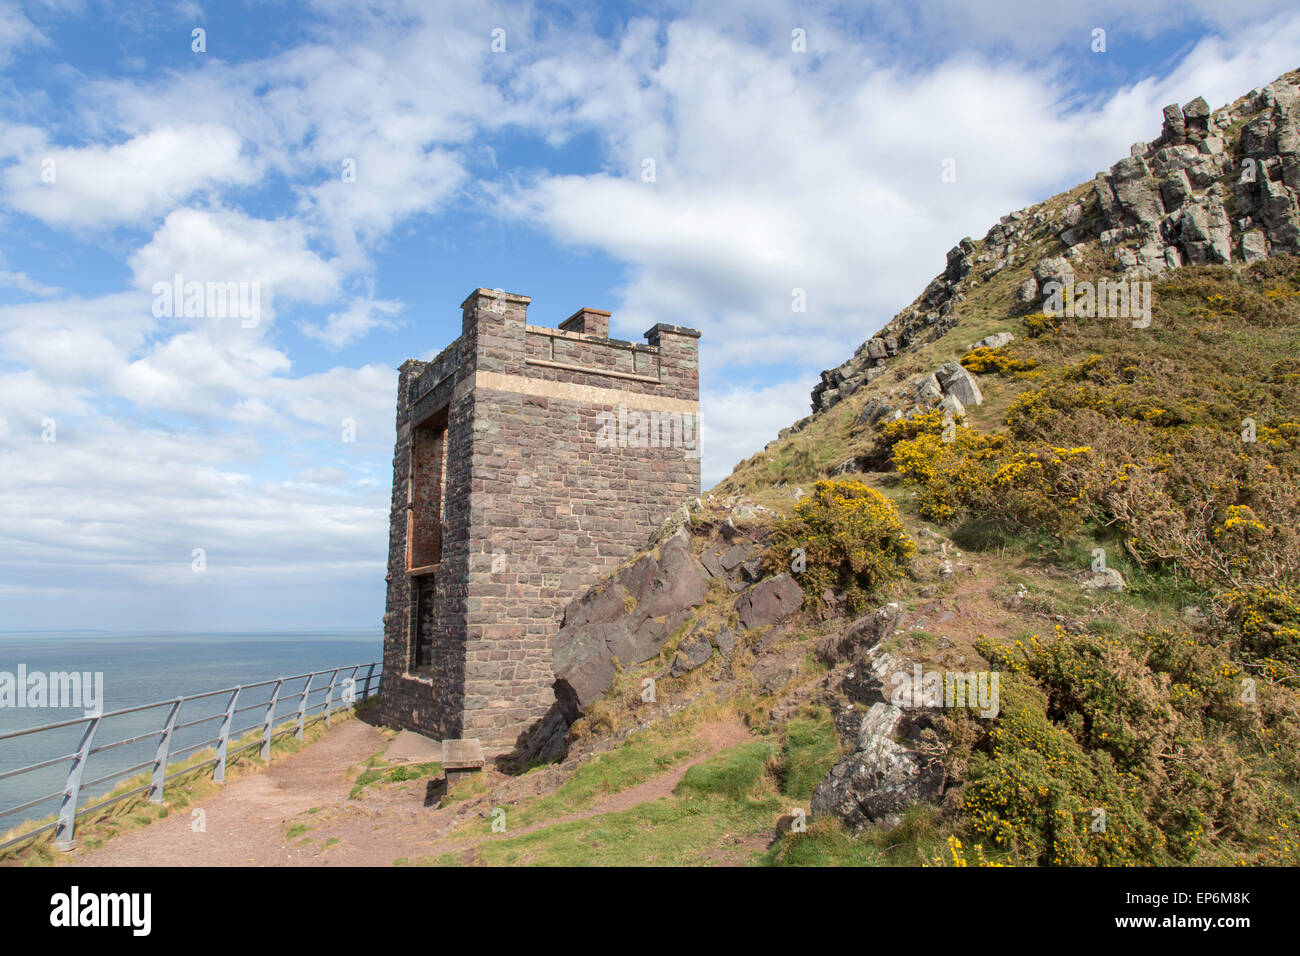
[491,70,1300,867]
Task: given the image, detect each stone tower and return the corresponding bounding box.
[380,289,701,751]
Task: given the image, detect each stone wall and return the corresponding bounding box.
[380,289,701,749]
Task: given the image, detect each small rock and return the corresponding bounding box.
[669,629,714,677]
[1080,568,1125,592]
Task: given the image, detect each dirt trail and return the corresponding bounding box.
[76,718,754,867]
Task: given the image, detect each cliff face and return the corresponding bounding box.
[807,69,1300,418]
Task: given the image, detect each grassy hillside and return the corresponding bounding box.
[709,253,1300,865]
[483,80,1300,861]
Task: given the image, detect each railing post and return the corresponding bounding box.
[214,686,240,785]
[53,715,100,851]
[150,698,182,804]
[362,662,377,701]
[296,674,314,741]
[261,679,282,761]
[323,670,339,725]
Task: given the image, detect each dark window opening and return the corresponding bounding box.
[408,408,447,671]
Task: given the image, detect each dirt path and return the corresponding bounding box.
[78,719,396,867]
[76,718,755,867]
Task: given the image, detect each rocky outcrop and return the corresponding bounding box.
[547,496,818,734]
[807,602,945,829]
[810,702,944,830]
[552,530,709,715]
[807,69,1300,416]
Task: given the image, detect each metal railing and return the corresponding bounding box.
[0,661,381,852]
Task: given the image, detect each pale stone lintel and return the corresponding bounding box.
[525,357,660,383]
[472,369,699,415]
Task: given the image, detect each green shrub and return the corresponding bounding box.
[764,479,915,612]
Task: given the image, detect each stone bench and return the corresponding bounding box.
[441,738,484,787]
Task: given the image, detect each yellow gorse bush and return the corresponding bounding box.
[961,345,1038,375]
[764,479,915,613]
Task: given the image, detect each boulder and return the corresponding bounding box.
[914,374,943,402]
[718,542,755,572]
[737,573,804,629]
[551,639,617,717]
[936,362,983,407]
[976,332,1015,349]
[858,399,895,427]
[810,703,944,830]
[1241,229,1269,262]
[1015,276,1039,303]
[1182,95,1210,132]
[1161,103,1186,143]
[552,531,709,713]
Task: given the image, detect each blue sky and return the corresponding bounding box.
[1,0,1298,631]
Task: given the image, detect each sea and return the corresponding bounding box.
[0,629,381,838]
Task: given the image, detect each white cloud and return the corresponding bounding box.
[497,9,1300,482]
[700,379,813,488]
[303,293,404,350]
[0,269,59,296]
[128,207,341,313]
[0,1,45,65]
[1,125,255,229]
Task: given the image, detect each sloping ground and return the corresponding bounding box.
[65,713,772,867]
[495,69,1300,867]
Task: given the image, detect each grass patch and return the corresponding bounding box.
[777,707,842,804]
[422,741,784,867]
[349,759,442,799]
[482,713,710,833]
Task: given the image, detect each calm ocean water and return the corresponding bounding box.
[0,629,381,837]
